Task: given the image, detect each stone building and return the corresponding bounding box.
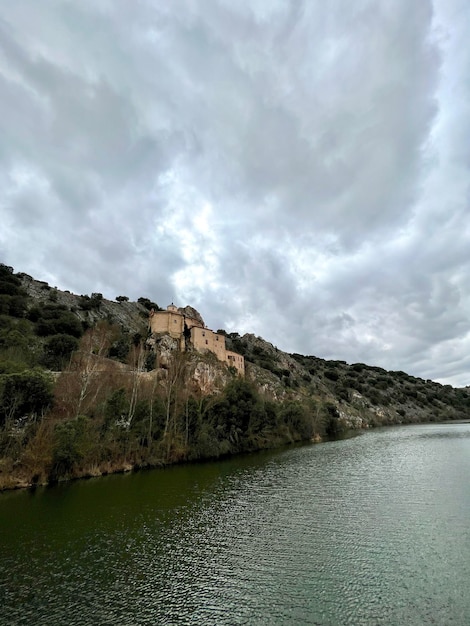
[148,304,245,376]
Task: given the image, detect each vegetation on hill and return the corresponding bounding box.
[0,263,469,490]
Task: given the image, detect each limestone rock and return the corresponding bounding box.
[192,360,227,394]
[178,305,205,326]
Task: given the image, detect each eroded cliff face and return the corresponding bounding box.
[146,334,179,366]
[192,360,229,394]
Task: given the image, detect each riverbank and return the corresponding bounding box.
[0,421,403,493]
[0,424,320,492]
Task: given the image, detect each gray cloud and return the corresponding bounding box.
[1,0,469,385]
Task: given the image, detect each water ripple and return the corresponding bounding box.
[1,422,470,625]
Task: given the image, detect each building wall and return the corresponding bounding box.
[149,305,244,375]
[191,326,227,362]
[149,309,185,349]
[226,350,245,376]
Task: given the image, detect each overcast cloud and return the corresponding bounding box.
[1,0,469,385]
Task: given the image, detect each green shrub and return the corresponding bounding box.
[0,369,53,425]
[325,369,339,381]
[41,334,79,370]
[280,401,313,439]
[109,336,130,361]
[51,416,91,478]
[34,306,83,338]
[137,297,161,311]
[352,363,365,372]
[78,294,103,310]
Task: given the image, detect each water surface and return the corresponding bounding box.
[1,422,469,625]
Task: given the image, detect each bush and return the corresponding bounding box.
[34,305,83,338]
[41,334,79,370]
[0,265,23,298]
[352,363,365,372]
[324,369,339,381]
[0,294,27,317]
[104,388,128,426]
[109,336,130,361]
[0,369,53,425]
[280,401,313,439]
[78,295,93,310]
[138,297,160,311]
[0,359,28,375]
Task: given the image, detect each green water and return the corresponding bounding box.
[1,422,470,625]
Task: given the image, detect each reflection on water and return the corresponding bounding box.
[1,422,470,625]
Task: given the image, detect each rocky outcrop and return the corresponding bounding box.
[146,334,180,367]
[178,305,205,326]
[192,360,228,394]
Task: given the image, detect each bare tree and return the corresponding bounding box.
[147,352,159,449]
[127,341,146,427]
[55,322,118,419]
[159,350,193,460]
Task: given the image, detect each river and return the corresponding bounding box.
[1,422,470,625]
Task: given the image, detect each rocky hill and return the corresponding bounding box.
[16,270,470,429]
[19,273,150,335]
[1,262,469,489]
[234,333,470,429]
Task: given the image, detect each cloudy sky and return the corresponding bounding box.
[1,1,469,386]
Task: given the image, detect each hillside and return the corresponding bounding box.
[228,334,470,427]
[1,262,469,489]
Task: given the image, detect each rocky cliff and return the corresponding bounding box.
[15,270,470,428]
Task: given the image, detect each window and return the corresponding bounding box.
[205,339,208,345]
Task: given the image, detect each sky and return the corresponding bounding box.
[1,1,469,386]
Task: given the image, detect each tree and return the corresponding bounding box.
[280,401,313,439]
[208,378,259,445]
[137,297,160,311]
[34,305,83,338]
[41,334,79,370]
[162,351,188,438]
[116,295,129,302]
[90,293,103,308]
[127,341,146,427]
[0,369,53,427]
[57,322,118,419]
[50,415,91,479]
[0,265,27,318]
